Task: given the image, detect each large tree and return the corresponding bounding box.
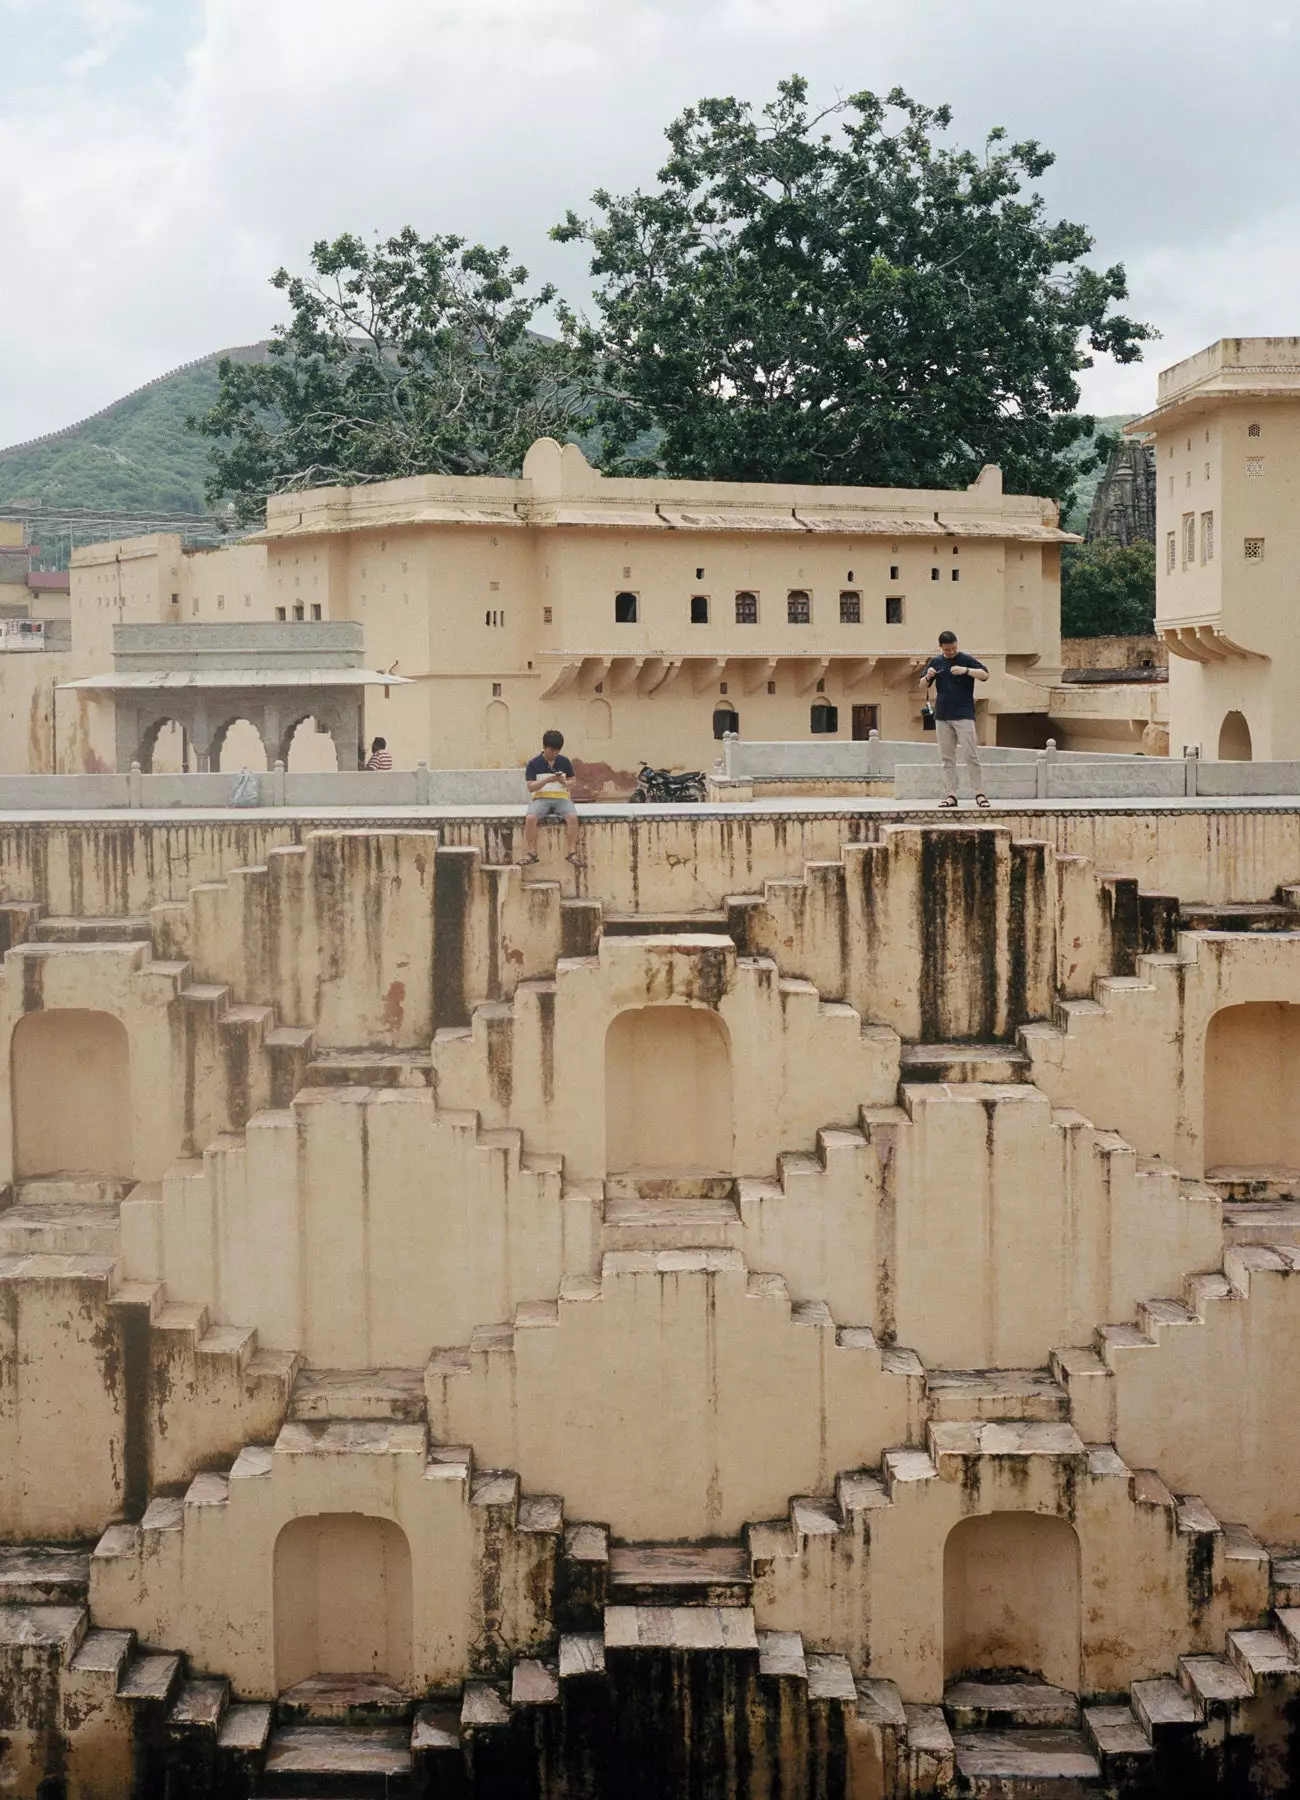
[554,79,1152,506]
[1060,537,1156,638]
[190,230,582,525]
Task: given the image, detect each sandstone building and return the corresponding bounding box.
[2,799,1300,1794]
[49,442,1090,786]
[1131,335,1300,763]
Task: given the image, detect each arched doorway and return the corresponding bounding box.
[485,700,510,749]
[605,1006,732,1174]
[274,1514,413,1692]
[12,1010,131,1177]
[138,718,187,773]
[944,1514,1080,1691]
[1204,1003,1300,1174]
[1218,711,1252,761]
[212,718,269,772]
[283,716,340,772]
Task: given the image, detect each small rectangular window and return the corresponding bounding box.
[766,680,776,695]
[690,595,709,624]
[889,564,900,581]
[614,591,638,623]
[839,590,861,624]
[543,606,553,624]
[1201,513,1214,565]
[1249,422,1262,438]
[311,603,321,620]
[951,568,960,581]
[1182,514,1196,569]
[1166,532,1176,575]
[930,568,940,582]
[170,592,179,606]
[885,596,904,624]
[492,682,502,697]
[275,606,286,620]
[1168,475,1174,497]
[735,591,758,624]
[1247,457,1265,478]
[787,589,811,624]
[1245,537,1265,561]
[293,603,305,620]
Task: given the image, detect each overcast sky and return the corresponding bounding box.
[2,0,1298,448]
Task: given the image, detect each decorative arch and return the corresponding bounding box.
[604,1005,733,1174]
[211,717,269,772]
[944,1513,1081,1691]
[273,1514,413,1692]
[280,714,340,772]
[12,1009,131,1177]
[137,717,187,773]
[1218,711,1252,761]
[1204,1002,1300,1174]
[587,697,613,740]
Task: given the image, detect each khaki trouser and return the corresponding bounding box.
[936,717,983,794]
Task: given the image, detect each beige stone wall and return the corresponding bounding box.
[3,805,1300,1789]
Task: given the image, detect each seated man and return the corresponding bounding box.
[521,729,583,866]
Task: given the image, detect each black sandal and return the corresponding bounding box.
[975,793,991,808]
[939,794,958,808]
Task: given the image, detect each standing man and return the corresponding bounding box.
[521,729,584,866]
[920,632,990,808]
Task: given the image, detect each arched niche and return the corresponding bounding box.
[605,1005,733,1175]
[485,700,510,748]
[1218,711,1252,761]
[587,697,613,740]
[273,1514,413,1692]
[944,1512,1081,1692]
[12,1009,132,1177]
[1204,1002,1300,1175]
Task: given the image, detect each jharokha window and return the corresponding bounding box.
[787,589,811,624]
[735,591,758,624]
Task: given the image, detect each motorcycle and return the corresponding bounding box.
[629,762,708,804]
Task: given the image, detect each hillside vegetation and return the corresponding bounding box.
[0,344,270,516]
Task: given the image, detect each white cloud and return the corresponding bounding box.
[1,0,1298,446]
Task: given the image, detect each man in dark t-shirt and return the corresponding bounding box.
[920,632,990,807]
[521,729,584,865]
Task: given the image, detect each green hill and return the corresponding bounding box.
[0,344,271,517]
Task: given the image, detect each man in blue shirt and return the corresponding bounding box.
[521,729,584,865]
[920,632,990,808]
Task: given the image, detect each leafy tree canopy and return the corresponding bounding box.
[554,78,1153,508]
[189,230,582,526]
[1060,537,1156,638]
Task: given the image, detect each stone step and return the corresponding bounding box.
[1226,1628,1300,1689]
[604,1171,736,1202]
[168,1675,230,1732]
[1177,1652,1253,1714]
[1271,1553,1300,1607]
[601,1190,742,1250]
[1179,902,1300,933]
[944,1681,1080,1731]
[117,1649,183,1704]
[289,1368,427,1424]
[1210,1169,1300,1203]
[0,1544,90,1606]
[277,1676,412,1725]
[257,1723,413,1795]
[15,1175,134,1208]
[602,911,732,937]
[606,1542,752,1606]
[1224,1200,1300,1244]
[899,1042,1030,1083]
[1130,1676,1200,1743]
[926,1368,1069,1423]
[1082,1704,1154,1779]
[951,1728,1101,1791]
[304,1050,435,1089]
[604,1604,759,1652]
[0,1201,121,1255]
[33,915,151,943]
[0,1602,87,1666]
